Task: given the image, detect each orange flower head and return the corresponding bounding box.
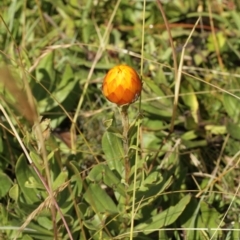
[102,65,142,106]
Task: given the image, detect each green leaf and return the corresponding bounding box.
[88,164,126,197]
[182,139,208,149]
[37,216,53,230]
[0,172,12,198]
[141,103,172,118]
[102,165,126,197]
[135,195,191,234]
[69,161,83,195]
[52,170,68,191]
[231,10,240,31]
[33,52,55,104]
[29,150,44,170]
[226,122,240,140]
[25,221,54,239]
[223,94,240,122]
[20,235,33,240]
[15,155,41,204]
[199,201,223,235]
[205,125,226,135]
[181,130,198,141]
[54,64,75,103]
[143,119,164,131]
[84,214,107,231]
[82,22,95,43]
[207,32,226,52]
[102,131,124,175]
[182,199,223,239]
[145,78,166,97]
[84,183,118,214]
[78,202,88,219]
[24,176,45,190]
[0,134,3,153]
[87,163,105,182]
[181,84,199,123]
[136,173,173,203]
[9,184,19,202]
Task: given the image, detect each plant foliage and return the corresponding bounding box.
[0,0,240,239]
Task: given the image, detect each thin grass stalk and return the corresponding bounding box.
[34,0,47,33]
[207,0,224,70]
[116,227,236,239]
[129,0,146,239]
[155,0,178,131]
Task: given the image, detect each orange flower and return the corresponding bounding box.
[102,65,142,106]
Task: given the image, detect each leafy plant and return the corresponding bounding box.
[0,0,240,239]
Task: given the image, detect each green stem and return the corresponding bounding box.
[120,105,130,185]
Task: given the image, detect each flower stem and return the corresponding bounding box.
[120,105,130,185]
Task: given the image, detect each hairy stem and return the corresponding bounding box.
[121,105,130,185]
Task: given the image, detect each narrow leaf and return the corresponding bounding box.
[84,183,118,214]
[136,195,191,234]
[102,131,124,175]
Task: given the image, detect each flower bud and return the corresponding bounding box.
[102,65,142,105]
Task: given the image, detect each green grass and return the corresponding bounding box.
[1,0,240,239]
